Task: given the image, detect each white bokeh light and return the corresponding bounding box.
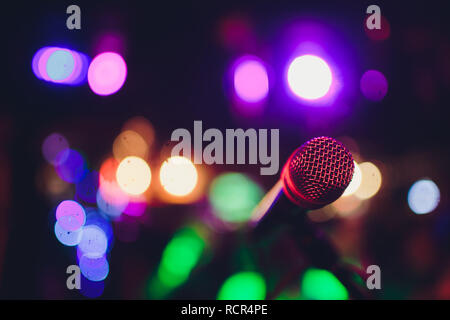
[287,55,332,100]
[408,179,440,215]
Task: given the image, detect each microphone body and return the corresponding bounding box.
[248,137,370,299]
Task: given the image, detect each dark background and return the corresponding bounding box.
[0,0,449,299]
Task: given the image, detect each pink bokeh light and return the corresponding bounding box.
[88,52,127,96]
[233,56,269,103]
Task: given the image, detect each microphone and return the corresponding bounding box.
[249,137,368,298]
[251,136,354,227]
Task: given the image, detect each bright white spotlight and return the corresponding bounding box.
[408,179,440,215]
[116,156,151,196]
[159,156,198,197]
[287,54,332,100]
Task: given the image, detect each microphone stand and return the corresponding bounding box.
[250,182,372,300]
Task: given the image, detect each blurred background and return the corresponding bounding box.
[0,0,449,299]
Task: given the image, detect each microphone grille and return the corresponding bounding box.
[283,136,354,208]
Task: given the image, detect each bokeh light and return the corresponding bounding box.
[360,70,388,101]
[233,56,269,103]
[408,179,440,214]
[354,162,382,200]
[78,225,108,258]
[157,227,205,290]
[116,156,151,196]
[217,271,266,300]
[123,195,147,217]
[159,156,198,197]
[84,209,114,249]
[301,268,348,300]
[209,173,264,223]
[88,52,127,96]
[54,149,88,184]
[342,162,362,196]
[122,117,156,152]
[55,200,86,232]
[98,158,129,218]
[32,47,88,85]
[42,133,69,166]
[46,49,75,82]
[54,221,83,246]
[113,130,149,161]
[287,54,332,100]
[79,255,109,282]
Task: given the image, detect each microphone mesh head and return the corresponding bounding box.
[282,136,354,209]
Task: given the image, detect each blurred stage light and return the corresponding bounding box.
[233,56,269,103]
[157,227,205,289]
[217,271,266,300]
[113,130,149,161]
[84,209,114,248]
[209,173,264,223]
[116,156,151,196]
[342,162,362,196]
[159,156,198,197]
[98,158,129,218]
[42,133,69,166]
[408,179,440,214]
[123,195,147,217]
[88,52,127,96]
[54,149,88,184]
[287,54,332,100]
[354,162,382,200]
[301,268,348,300]
[32,47,88,85]
[78,225,108,258]
[79,255,109,282]
[55,200,86,232]
[360,70,388,101]
[122,117,156,151]
[54,221,83,246]
[46,49,75,82]
[96,186,128,219]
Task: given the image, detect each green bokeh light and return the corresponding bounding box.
[154,227,206,294]
[301,268,349,300]
[217,271,266,300]
[209,173,264,223]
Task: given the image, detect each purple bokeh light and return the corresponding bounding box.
[79,255,109,282]
[360,70,388,101]
[233,56,269,103]
[55,149,87,184]
[32,47,89,85]
[42,133,69,166]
